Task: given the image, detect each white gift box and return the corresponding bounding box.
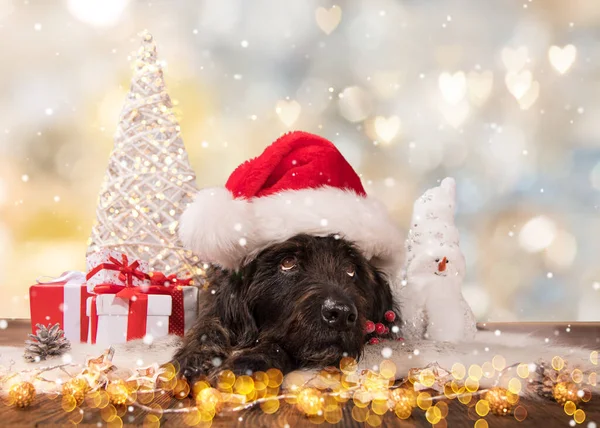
[86,294,171,346]
[86,249,150,292]
[86,286,199,346]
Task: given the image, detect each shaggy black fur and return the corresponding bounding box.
[172,234,400,383]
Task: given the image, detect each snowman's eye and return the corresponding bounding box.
[435,258,440,262]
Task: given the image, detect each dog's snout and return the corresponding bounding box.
[321,297,358,330]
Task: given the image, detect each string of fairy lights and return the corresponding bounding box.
[1,348,597,426]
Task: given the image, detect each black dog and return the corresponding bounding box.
[172,234,399,383]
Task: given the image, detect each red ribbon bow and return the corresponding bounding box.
[86,254,147,288]
[88,276,192,344]
[148,272,193,287]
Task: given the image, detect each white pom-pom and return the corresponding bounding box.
[179,187,254,269]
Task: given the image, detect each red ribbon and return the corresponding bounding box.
[88,270,194,343]
[89,295,98,345]
[148,272,193,287]
[86,254,146,287]
[168,286,185,336]
[93,283,172,298]
[89,293,149,342]
[148,272,193,336]
[30,274,91,343]
[127,294,148,341]
[89,284,172,343]
[78,290,88,343]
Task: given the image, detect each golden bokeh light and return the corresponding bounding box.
[425,405,442,424]
[475,399,490,417]
[563,400,576,416]
[451,363,466,380]
[340,357,358,374]
[492,355,506,371]
[516,363,530,379]
[266,369,284,388]
[573,409,586,424]
[514,405,528,422]
[419,368,436,387]
[508,378,522,394]
[297,388,322,415]
[417,391,433,410]
[468,365,483,381]
[552,356,565,371]
[474,418,489,428]
[571,369,583,383]
[379,360,397,379]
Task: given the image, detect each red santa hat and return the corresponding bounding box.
[179,131,404,277]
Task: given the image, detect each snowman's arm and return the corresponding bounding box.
[425,294,466,342]
[397,278,429,339]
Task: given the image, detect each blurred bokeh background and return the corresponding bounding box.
[0,0,599,321]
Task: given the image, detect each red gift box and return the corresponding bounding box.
[148,272,196,337]
[29,271,93,343]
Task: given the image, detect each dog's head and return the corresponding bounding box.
[214,234,398,368]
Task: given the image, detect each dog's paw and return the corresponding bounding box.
[171,354,219,385]
[225,355,273,376]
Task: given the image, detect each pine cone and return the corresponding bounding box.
[529,359,582,400]
[23,323,71,362]
[528,360,555,399]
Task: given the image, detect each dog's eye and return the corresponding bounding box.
[345,264,356,277]
[280,257,297,271]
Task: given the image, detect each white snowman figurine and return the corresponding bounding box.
[399,177,477,342]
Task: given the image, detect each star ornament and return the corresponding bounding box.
[409,363,452,393]
[127,363,162,387]
[84,347,116,375]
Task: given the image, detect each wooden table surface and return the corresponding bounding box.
[1,320,599,427]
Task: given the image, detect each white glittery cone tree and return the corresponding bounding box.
[87,31,202,278]
[399,177,477,342]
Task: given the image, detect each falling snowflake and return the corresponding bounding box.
[381,347,393,358]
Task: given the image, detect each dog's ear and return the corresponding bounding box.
[211,265,259,345]
[369,270,398,323]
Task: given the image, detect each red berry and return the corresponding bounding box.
[383,326,390,334]
[368,337,380,345]
[384,310,396,322]
[396,337,405,341]
[364,320,375,334]
[375,323,386,335]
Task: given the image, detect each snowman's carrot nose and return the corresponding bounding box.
[438,257,447,272]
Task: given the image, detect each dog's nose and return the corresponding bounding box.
[321,298,358,330]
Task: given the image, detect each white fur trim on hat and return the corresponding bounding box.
[179,187,404,276]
